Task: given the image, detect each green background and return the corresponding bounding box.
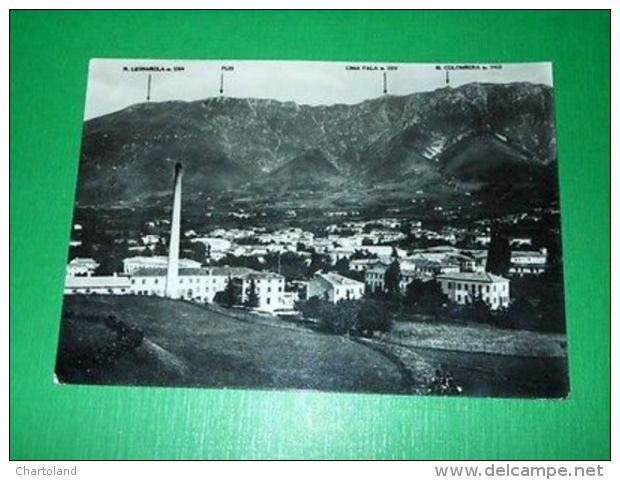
[9,11,610,460]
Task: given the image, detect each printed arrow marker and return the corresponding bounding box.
[446,70,450,85]
[146,74,152,101]
[383,71,388,95]
[220,73,224,95]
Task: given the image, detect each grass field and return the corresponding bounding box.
[56,295,404,393]
[56,295,569,397]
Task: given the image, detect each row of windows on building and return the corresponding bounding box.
[447,282,506,293]
[336,287,364,296]
[456,293,509,305]
[70,288,127,294]
[131,277,226,285]
[245,286,283,293]
[130,277,284,286]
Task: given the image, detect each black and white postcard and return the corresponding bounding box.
[56,59,568,397]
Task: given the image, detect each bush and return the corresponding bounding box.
[356,300,393,336]
[299,297,393,336]
[318,300,359,335]
[461,295,495,325]
[403,279,448,314]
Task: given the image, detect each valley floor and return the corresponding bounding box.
[55,295,568,397]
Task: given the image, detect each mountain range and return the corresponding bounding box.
[76,82,558,208]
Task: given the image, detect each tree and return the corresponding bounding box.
[355,300,392,337]
[153,239,167,256]
[186,241,207,264]
[215,275,238,308]
[94,239,128,275]
[384,258,402,297]
[308,251,331,275]
[297,296,322,319]
[351,249,378,260]
[245,279,260,308]
[486,230,511,276]
[504,297,538,330]
[333,257,350,275]
[298,298,359,335]
[462,293,494,324]
[319,300,359,335]
[265,252,308,280]
[403,279,447,312]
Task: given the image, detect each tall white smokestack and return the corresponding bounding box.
[165,162,183,298]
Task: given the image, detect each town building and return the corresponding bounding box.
[364,261,427,294]
[190,237,233,261]
[66,257,99,276]
[435,272,510,310]
[122,256,201,275]
[241,271,295,312]
[365,254,462,294]
[509,237,532,248]
[406,258,460,277]
[127,266,293,313]
[307,272,365,303]
[64,274,131,295]
[365,262,389,293]
[141,234,161,246]
[63,163,293,314]
[474,234,491,246]
[509,249,547,275]
[349,257,381,272]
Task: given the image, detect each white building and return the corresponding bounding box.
[510,237,532,248]
[365,262,389,293]
[364,261,424,294]
[64,274,131,295]
[122,256,201,275]
[406,258,460,277]
[436,272,510,310]
[66,257,99,276]
[241,271,295,312]
[141,234,161,246]
[127,266,293,313]
[349,258,381,272]
[510,249,547,275]
[307,272,365,303]
[191,237,233,261]
[365,256,461,294]
[474,234,491,246]
[356,246,406,263]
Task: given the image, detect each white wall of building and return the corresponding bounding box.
[437,276,510,310]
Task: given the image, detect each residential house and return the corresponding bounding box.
[307,272,365,303]
[436,272,510,310]
[509,249,547,275]
[66,257,99,277]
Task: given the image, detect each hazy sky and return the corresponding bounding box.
[85,59,553,120]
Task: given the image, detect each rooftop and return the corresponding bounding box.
[512,251,547,258]
[65,275,131,288]
[123,256,201,266]
[317,272,365,287]
[436,272,508,283]
[130,267,206,277]
[129,266,283,280]
[68,257,99,266]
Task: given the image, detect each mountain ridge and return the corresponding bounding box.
[76,82,557,206]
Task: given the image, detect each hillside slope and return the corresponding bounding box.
[76,82,557,206]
